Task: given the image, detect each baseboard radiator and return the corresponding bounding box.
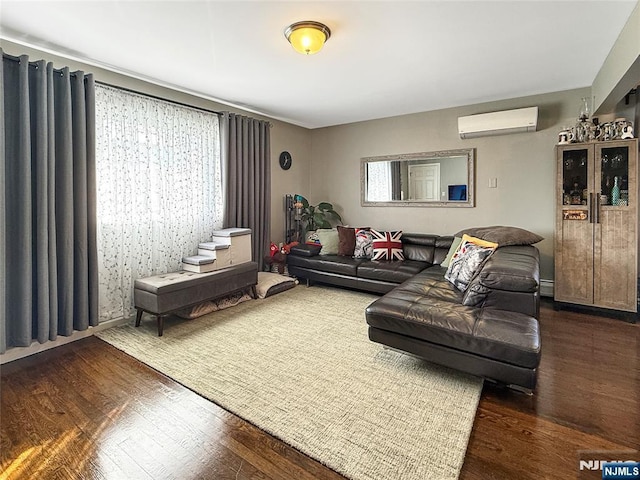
[540,279,554,298]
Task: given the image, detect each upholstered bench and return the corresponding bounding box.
[134,262,258,336]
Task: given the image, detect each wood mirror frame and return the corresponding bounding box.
[360,148,475,207]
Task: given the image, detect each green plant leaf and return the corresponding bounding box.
[327,210,343,223]
[295,197,342,230]
[313,212,326,224]
[307,206,316,217]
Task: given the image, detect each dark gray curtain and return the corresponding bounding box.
[391,161,402,200]
[1,50,97,354]
[221,112,271,270]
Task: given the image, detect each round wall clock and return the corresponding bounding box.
[279,151,292,170]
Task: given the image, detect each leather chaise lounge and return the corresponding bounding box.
[288,233,542,391]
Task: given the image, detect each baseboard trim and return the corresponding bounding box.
[540,279,554,298]
[0,317,130,365]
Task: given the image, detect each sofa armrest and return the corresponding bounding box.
[290,244,321,257]
[462,246,540,318]
[477,245,540,293]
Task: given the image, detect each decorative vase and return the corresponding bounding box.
[612,176,620,206]
[558,130,571,145]
[621,121,634,139]
[579,97,591,122]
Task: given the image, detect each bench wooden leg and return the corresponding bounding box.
[156,315,164,337]
[157,316,164,337]
[135,309,164,336]
[250,285,257,299]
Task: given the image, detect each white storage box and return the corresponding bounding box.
[182,255,216,273]
[198,242,231,270]
[211,228,252,266]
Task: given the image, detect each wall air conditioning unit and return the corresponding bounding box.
[458,106,538,139]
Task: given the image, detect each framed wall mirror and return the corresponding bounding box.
[361,148,475,207]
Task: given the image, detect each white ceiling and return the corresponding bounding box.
[1,1,637,129]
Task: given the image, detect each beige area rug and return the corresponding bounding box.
[97,285,483,480]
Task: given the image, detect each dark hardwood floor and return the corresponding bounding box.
[1,299,638,479]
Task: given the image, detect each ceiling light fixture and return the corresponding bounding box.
[284,21,331,55]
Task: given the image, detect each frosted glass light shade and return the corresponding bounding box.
[284,21,331,55]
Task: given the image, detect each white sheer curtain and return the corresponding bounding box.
[95,84,223,322]
[367,161,392,201]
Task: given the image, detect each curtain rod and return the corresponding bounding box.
[97,81,273,126]
[96,80,223,117]
[3,53,272,122]
[3,53,222,116]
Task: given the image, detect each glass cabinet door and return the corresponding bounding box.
[599,145,630,206]
[555,145,595,306]
[560,147,590,206]
[593,140,638,311]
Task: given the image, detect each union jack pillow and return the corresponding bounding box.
[370,230,404,261]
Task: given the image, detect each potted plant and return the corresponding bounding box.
[295,194,342,231]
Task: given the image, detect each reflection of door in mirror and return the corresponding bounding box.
[409,163,440,201]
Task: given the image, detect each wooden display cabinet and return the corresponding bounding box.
[555,139,638,313]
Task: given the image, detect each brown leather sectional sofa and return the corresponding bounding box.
[288,233,541,391]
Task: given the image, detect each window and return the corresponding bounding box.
[95,84,223,322]
[366,161,392,201]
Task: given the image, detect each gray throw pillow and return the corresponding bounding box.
[316,229,340,255]
[454,226,543,246]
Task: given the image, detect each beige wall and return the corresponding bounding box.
[0,39,312,248]
[309,88,593,282]
[269,124,312,244]
[593,1,640,115]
